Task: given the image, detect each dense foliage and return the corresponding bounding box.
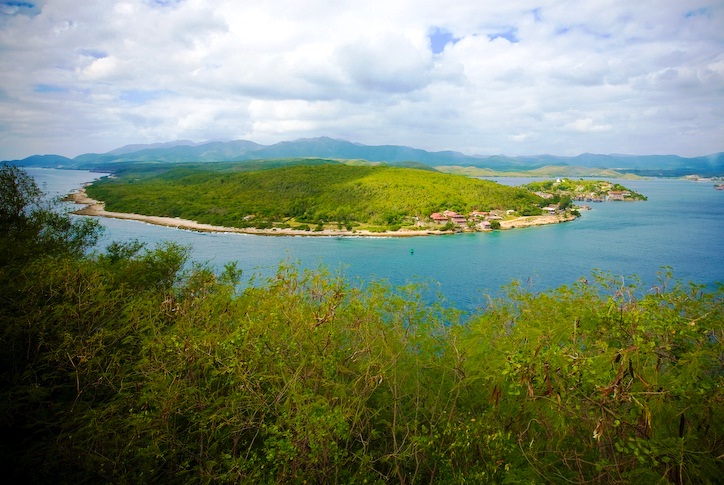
[2,166,722,483]
[0,164,100,265]
[85,161,544,230]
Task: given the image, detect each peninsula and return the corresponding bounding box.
[71,187,577,236]
[73,160,590,236]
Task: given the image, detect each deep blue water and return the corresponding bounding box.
[28,168,724,312]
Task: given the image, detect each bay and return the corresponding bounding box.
[27,167,724,312]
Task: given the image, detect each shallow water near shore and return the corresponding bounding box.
[29,168,724,312]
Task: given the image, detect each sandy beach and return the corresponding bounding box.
[69,188,576,237]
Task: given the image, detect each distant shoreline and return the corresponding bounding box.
[69,188,576,237]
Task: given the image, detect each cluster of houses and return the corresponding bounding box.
[423,184,638,232]
[428,210,501,230]
[608,190,629,201]
[572,190,631,202]
[428,202,572,230]
[426,184,640,231]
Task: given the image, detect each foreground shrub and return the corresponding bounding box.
[1,167,721,483]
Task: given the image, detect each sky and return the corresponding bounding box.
[0,0,722,160]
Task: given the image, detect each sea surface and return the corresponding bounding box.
[28,167,724,312]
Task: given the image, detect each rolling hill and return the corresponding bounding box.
[84,161,546,231]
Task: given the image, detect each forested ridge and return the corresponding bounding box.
[85,160,545,230]
[1,165,722,483]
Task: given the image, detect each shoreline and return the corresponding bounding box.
[499,213,578,229]
[68,188,576,237]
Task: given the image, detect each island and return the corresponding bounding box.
[72,160,642,236]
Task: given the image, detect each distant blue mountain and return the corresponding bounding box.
[70,140,264,166]
[518,152,724,176]
[105,140,199,155]
[5,137,723,176]
[247,137,534,169]
[6,154,74,168]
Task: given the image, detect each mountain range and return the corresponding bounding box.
[6,137,724,176]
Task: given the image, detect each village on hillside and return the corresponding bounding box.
[425,206,576,232]
[423,179,646,232]
[428,209,501,231]
[523,178,647,202]
[521,179,647,216]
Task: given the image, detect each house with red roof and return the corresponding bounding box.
[430,212,448,223]
[430,211,468,226]
[441,210,468,226]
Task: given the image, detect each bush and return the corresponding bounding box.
[519,205,543,216]
[1,167,721,483]
[0,164,101,265]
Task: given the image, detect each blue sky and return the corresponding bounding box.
[0,0,722,159]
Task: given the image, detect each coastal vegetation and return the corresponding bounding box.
[524,178,647,201]
[2,164,722,483]
[85,160,547,232]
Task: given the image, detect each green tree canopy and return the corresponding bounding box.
[0,164,101,266]
[86,162,545,229]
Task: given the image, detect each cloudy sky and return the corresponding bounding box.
[1,0,722,160]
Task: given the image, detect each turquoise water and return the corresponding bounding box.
[28,168,724,311]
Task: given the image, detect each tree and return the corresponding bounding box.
[442,220,457,231]
[0,164,102,266]
[461,271,724,483]
[558,195,572,210]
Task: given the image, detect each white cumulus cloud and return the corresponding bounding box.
[0,0,722,159]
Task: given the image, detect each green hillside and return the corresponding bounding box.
[86,161,545,231]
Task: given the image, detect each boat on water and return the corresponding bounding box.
[715,184,724,190]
